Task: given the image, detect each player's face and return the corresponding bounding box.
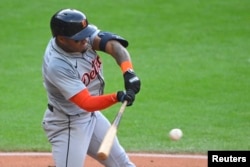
[58,37,89,53]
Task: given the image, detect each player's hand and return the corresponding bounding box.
[123,69,141,94]
[117,89,135,106]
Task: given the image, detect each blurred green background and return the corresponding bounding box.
[0,0,249,154]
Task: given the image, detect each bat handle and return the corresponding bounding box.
[121,100,128,110]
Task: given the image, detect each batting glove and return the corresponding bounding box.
[117,89,135,106]
[123,69,141,94]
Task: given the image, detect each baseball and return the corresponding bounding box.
[169,128,183,141]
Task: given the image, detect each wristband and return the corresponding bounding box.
[120,61,133,73]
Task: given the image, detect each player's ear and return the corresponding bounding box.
[56,36,65,43]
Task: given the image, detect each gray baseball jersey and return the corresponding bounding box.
[42,29,103,116]
[42,29,135,167]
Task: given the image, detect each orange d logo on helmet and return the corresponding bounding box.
[82,20,87,29]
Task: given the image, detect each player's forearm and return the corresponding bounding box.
[70,89,118,112]
[105,40,132,68]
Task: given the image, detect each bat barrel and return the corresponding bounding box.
[97,125,117,160]
[97,101,127,160]
[97,151,108,161]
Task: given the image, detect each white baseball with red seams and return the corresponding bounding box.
[169,128,183,141]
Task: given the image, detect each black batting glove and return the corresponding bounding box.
[123,69,141,94]
[117,89,135,106]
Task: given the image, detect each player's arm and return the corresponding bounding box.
[49,57,135,111]
[92,32,141,94]
[69,88,135,112]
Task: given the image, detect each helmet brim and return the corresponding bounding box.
[69,24,97,40]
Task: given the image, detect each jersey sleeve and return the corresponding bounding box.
[88,24,100,46]
[47,58,85,100]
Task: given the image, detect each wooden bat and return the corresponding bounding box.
[97,101,128,160]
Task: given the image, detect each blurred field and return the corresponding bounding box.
[0,0,249,154]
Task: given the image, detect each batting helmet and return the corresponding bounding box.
[50,9,97,40]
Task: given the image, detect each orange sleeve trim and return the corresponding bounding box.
[69,89,118,112]
[120,61,133,73]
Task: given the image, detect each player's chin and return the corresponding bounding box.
[81,48,88,53]
[80,45,89,52]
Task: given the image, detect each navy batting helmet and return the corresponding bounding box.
[50,9,97,40]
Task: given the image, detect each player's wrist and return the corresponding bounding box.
[120,61,133,73]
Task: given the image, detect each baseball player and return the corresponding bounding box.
[41,8,141,167]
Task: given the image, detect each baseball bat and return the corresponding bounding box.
[97,101,128,160]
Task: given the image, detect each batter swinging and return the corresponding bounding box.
[41,8,141,167]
